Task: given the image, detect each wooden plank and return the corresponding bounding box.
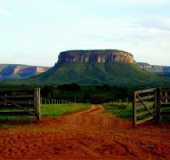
[136,104,154,111]
[161,104,170,108]
[155,88,161,123]
[161,88,170,92]
[133,92,137,127]
[136,116,153,125]
[136,95,155,102]
[0,111,35,116]
[0,100,34,105]
[136,109,154,117]
[161,111,170,115]
[0,88,40,120]
[160,96,170,101]
[0,104,34,109]
[0,95,34,99]
[136,88,156,94]
[34,88,41,120]
[136,95,154,115]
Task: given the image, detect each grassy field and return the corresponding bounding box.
[41,103,90,117]
[103,102,132,120]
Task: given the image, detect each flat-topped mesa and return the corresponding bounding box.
[58,50,135,64]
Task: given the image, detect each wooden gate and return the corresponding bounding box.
[133,88,159,127]
[160,88,170,119]
[0,88,41,120]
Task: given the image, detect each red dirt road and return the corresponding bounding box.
[0,105,170,160]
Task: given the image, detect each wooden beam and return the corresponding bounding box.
[136,104,154,111]
[136,109,154,117]
[136,94,154,115]
[136,116,153,125]
[133,92,137,127]
[155,88,161,123]
[0,95,34,99]
[135,88,156,94]
[136,95,155,102]
[34,88,41,120]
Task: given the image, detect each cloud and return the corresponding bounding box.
[140,16,170,33]
[91,0,169,7]
[125,0,167,4]
[0,8,11,16]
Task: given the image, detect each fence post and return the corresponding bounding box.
[34,88,41,120]
[133,92,136,127]
[165,91,168,103]
[4,94,7,106]
[155,88,161,124]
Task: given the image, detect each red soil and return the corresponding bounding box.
[0,105,170,160]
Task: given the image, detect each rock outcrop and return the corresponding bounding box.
[0,64,49,80]
[138,62,170,76]
[58,50,135,64]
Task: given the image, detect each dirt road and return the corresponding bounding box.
[0,105,170,160]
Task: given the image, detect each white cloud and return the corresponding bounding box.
[125,0,167,4]
[140,16,170,32]
[0,8,11,16]
[91,0,169,7]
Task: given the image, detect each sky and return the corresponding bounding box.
[0,0,170,66]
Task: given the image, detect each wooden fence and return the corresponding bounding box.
[133,88,170,127]
[0,88,41,120]
[133,88,157,127]
[160,88,170,118]
[41,98,75,104]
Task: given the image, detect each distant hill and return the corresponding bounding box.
[138,62,170,77]
[0,64,49,80]
[30,50,166,88]
[2,50,169,89]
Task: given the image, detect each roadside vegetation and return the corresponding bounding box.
[103,102,132,120]
[41,103,90,117]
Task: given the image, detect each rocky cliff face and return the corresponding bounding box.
[0,64,49,80]
[58,50,135,64]
[138,62,170,76]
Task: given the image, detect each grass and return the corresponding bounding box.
[103,102,170,122]
[0,103,90,122]
[41,103,90,117]
[103,102,132,120]
[161,104,170,122]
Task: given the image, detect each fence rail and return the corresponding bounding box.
[133,88,170,127]
[133,88,158,127]
[0,88,41,120]
[42,98,75,104]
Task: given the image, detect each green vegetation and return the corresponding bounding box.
[1,62,170,104]
[161,104,170,122]
[41,103,90,117]
[0,103,90,123]
[35,63,164,87]
[3,63,168,88]
[103,102,132,119]
[103,102,170,122]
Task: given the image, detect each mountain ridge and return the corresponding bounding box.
[58,49,135,64]
[138,62,170,76]
[0,64,49,80]
[30,49,166,88]
[1,50,170,89]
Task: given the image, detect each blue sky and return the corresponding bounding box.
[0,0,170,66]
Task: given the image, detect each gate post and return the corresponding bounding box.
[34,88,41,120]
[155,88,161,123]
[133,92,136,127]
